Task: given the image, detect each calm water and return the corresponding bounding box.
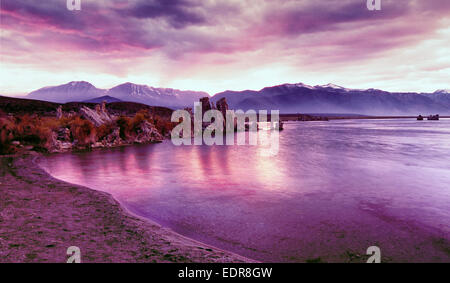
[42,119,450,262]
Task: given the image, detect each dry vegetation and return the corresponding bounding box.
[0,109,175,155]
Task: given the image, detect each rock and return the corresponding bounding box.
[56,106,63,119]
[134,120,164,144]
[216,97,229,118]
[184,107,193,116]
[199,97,212,114]
[101,101,107,113]
[59,142,73,150]
[102,127,122,146]
[47,132,73,153]
[80,103,113,126]
[57,128,71,142]
[92,142,104,148]
[216,97,237,129]
[427,114,440,120]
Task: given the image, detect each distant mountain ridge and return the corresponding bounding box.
[26,81,207,108]
[106,82,206,108]
[24,81,450,114]
[83,95,122,103]
[211,83,450,115]
[28,81,106,103]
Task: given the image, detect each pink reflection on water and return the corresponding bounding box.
[41,119,450,262]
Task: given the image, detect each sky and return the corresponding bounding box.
[1,0,449,96]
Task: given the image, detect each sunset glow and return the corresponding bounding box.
[1,0,449,95]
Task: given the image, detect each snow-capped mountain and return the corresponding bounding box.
[26,81,208,108]
[211,83,450,115]
[315,83,351,91]
[106,83,207,108]
[27,81,106,103]
[433,89,450,94]
[24,81,450,114]
[421,90,450,108]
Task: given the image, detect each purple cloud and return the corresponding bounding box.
[117,0,207,29]
[0,0,449,95]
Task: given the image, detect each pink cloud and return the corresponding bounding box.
[0,0,449,94]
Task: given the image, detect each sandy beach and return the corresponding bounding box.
[0,153,253,263]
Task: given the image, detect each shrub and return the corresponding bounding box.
[152,115,175,136]
[0,115,56,153]
[68,116,96,146]
[14,115,53,147]
[97,122,116,140]
[116,116,132,140]
[0,107,173,155]
[131,111,148,130]
[116,110,170,139]
[0,117,15,154]
[58,116,73,128]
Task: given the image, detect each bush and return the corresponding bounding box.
[116,116,132,140]
[0,107,173,155]
[14,115,53,147]
[68,116,96,146]
[97,122,116,140]
[116,110,171,139]
[0,115,56,153]
[0,117,15,154]
[131,111,148,129]
[152,116,175,136]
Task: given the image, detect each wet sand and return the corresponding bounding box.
[0,153,253,263]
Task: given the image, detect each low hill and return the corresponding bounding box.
[0,96,173,118]
[83,95,122,103]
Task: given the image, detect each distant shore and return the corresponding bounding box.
[0,153,254,263]
[280,114,450,121]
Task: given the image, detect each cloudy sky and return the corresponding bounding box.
[1,0,449,95]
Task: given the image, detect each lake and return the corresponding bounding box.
[41,119,450,262]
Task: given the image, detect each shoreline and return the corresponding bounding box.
[0,153,255,263]
[280,115,450,121]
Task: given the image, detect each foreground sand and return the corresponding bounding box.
[0,153,253,263]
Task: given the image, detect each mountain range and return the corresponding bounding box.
[24,81,450,115]
[212,83,450,115]
[27,81,207,108]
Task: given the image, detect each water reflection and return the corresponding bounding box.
[42,119,450,262]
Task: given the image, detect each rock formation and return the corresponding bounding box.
[427,114,440,120]
[46,101,165,152]
[102,128,122,147]
[56,106,63,119]
[134,120,164,144]
[216,97,229,119]
[47,131,73,153]
[200,97,212,114]
[57,128,71,142]
[80,102,113,126]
